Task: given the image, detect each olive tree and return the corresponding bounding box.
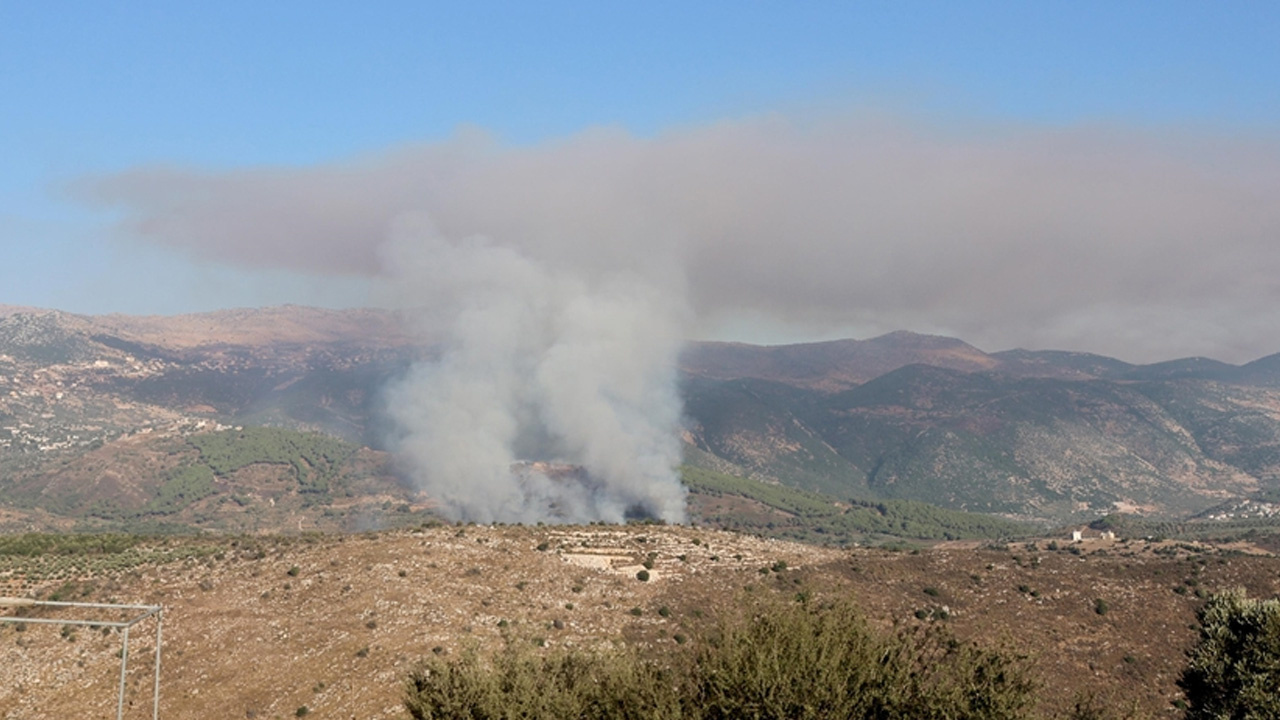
[1179,588,1280,719]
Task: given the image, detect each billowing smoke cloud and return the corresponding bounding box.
[73,111,1280,520]
[78,115,1280,363]
[377,218,688,523]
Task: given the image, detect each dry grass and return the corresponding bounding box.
[0,528,1275,718]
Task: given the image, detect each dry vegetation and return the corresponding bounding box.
[0,527,1278,719]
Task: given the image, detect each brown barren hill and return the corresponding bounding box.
[92,306,415,351]
[680,331,999,391]
[1,527,1272,719]
[0,304,44,318]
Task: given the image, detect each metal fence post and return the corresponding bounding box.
[153,609,163,720]
[1,598,163,718]
[117,625,131,720]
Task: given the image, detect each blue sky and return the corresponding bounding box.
[3,2,1280,359]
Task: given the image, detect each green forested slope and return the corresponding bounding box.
[682,466,1031,544]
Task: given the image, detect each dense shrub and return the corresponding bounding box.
[680,466,1030,543]
[693,600,1032,720]
[0,533,144,557]
[1178,588,1280,719]
[404,645,684,720]
[145,464,216,514]
[187,426,355,498]
[404,599,1035,720]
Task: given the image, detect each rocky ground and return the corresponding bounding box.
[1,527,1277,719]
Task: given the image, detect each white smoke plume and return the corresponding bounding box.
[379,219,688,523]
[69,111,1280,520]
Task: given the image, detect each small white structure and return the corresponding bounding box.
[1070,528,1116,543]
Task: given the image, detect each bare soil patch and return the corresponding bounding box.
[0,528,1274,718]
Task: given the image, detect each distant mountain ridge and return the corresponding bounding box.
[7,304,1275,384]
[4,304,1280,528]
[680,337,1280,522]
[679,332,999,391]
[0,305,416,352]
[681,332,1280,389]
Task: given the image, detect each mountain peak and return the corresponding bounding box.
[681,332,996,391]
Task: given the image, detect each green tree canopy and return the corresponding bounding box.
[1179,588,1280,719]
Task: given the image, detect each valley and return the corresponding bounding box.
[5,305,1280,535]
[4,305,1280,717]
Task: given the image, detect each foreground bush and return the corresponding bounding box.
[404,599,1035,720]
[693,600,1033,720]
[1179,588,1280,720]
[404,644,684,720]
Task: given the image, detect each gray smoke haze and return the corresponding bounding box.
[75,111,1280,521]
[79,114,1280,363]
[378,218,688,523]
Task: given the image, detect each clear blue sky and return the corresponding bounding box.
[3,1,1279,327]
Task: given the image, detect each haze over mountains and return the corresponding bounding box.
[681,333,1280,521]
[3,305,1280,530]
[682,332,1280,389]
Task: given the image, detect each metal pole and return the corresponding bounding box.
[152,610,162,720]
[0,599,163,717]
[117,625,130,720]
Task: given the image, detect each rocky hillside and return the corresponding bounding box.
[681,340,1280,523]
[1,525,1276,719]
[678,331,1001,391]
[0,307,417,454]
[5,305,1280,528]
